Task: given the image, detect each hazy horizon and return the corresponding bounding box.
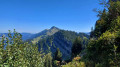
[0,26,91,34]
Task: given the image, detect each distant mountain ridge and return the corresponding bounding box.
[0,33,33,40]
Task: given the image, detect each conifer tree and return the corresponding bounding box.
[44,53,52,67]
[72,36,82,57]
[55,48,62,61]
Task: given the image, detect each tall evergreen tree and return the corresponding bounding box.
[54,48,62,61]
[72,36,82,57]
[44,53,53,67]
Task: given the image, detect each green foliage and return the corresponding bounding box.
[0,30,53,67]
[72,37,82,57]
[54,48,62,61]
[62,60,85,67]
[82,37,89,48]
[110,16,120,31]
[85,0,120,66]
[0,35,5,66]
[44,53,53,67]
[91,9,108,38]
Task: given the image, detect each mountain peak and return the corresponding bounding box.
[50,26,59,30]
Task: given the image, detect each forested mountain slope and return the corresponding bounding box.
[34,28,89,60]
[30,26,60,44]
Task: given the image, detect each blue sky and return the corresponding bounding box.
[0,0,103,33]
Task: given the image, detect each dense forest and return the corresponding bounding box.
[0,0,120,67]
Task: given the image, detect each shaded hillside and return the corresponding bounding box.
[37,30,89,60]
